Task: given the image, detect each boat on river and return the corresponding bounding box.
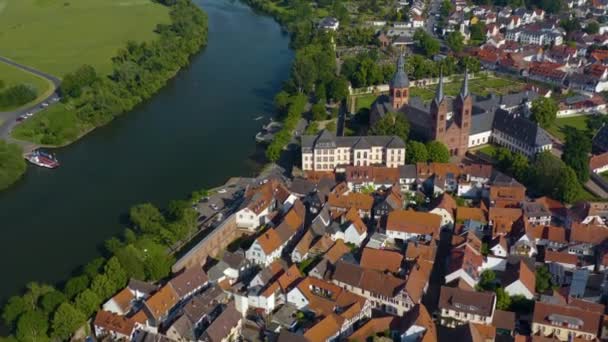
[24,150,60,169]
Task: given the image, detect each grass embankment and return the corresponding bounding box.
[546,115,589,142]
[0,0,170,77]
[12,0,208,146]
[0,62,54,111]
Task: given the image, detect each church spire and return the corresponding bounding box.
[391,54,409,89]
[434,70,444,104]
[460,68,469,99]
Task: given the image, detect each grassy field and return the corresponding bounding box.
[354,94,379,111]
[0,0,170,77]
[0,61,54,111]
[410,75,526,103]
[546,115,589,142]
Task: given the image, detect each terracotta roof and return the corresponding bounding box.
[169,267,208,298]
[589,152,608,171]
[447,244,483,279]
[325,240,350,263]
[516,261,536,294]
[108,288,135,313]
[570,222,608,245]
[405,260,433,303]
[130,309,148,324]
[431,193,457,214]
[255,228,284,254]
[493,310,516,331]
[94,310,137,337]
[527,225,567,244]
[296,277,366,320]
[489,207,523,235]
[243,181,276,214]
[568,298,606,314]
[544,250,578,265]
[327,192,374,211]
[456,207,487,223]
[345,166,400,184]
[283,199,306,230]
[262,264,302,297]
[144,285,179,321]
[533,301,602,335]
[304,314,343,342]
[360,248,403,273]
[332,261,406,298]
[439,286,495,317]
[310,235,334,255]
[489,185,526,207]
[293,229,315,257]
[345,207,367,235]
[416,162,462,178]
[347,316,394,341]
[405,241,437,262]
[536,196,566,218]
[386,210,442,236]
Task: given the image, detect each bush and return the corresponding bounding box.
[0,84,37,108]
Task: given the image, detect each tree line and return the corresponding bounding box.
[13,0,208,146]
[1,194,201,341]
[0,140,26,191]
[0,84,37,109]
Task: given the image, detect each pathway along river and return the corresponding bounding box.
[0,0,292,304]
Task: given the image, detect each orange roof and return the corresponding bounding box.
[255,228,284,254]
[304,314,343,342]
[405,241,437,262]
[431,193,457,214]
[283,200,305,230]
[517,261,536,294]
[386,210,442,235]
[589,152,608,171]
[296,277,366,320]
[310,235,334,255]
[327,192,374,211]
[405,260,433,303]
[293,229,315,256]
[94,310,137,337]
[490,185,525,207]
[108,288,134,313]
[527,225,567,244]
[591,49,608,62]
[570,222,608,245]
[545,250,578,265]
[360,248,403,273]
[262,264,301,297]
[324,240,351,263]
[345,207,367,235]
[456,207,487,223]
[143,285,179,320]
[347,316,394,341]
[416,162,462,178]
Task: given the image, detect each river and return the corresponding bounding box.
[0,0,292,305]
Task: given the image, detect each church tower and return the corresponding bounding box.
[390,54,410,110]
[454,69,473,156]
[431,71,448,142]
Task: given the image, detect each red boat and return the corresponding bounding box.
[25,150,60,169]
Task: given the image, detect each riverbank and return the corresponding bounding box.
[11,0,208,148]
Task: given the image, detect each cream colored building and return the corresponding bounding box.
[301,130,406,171]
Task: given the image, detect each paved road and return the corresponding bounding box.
[425,0,443,37]
[0,56,61,147]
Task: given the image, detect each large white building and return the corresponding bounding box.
[301,131,406,171]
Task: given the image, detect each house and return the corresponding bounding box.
[373,185,403,218]
[488,183,525,208]
[336,207,368,246]
[168,266,208,301]
[445,232,485,288]
[567,222,608,256]
[102,288,135,315]
[347,304,437,341]
[438,286,496,327]
[142,285,179,327]
[181,285,229,328]
[589,152,608,174]
[405,241,437,263]
[531,301,603,341]
[429,193,457,231]
[301,130,406,172]
[309,239,351,280]
[331,261,411,315]
[207,251,253,285]
[236,180,289,230]
[544,250,578,270]
[385,210,442,242]
[503,261,536,299]
[327,192,374,218]
[344,166,399,192]
[527,224,568,251]
[246,228,287,266]
[360,247,403,273]
[246,263,301,313]
[199,302,243,342]
[522,201,551,226]
[489,235,508,257]
[166,315,196,341]
[319,17,339,31]
[488,207,523,236]
[94,310,139,340]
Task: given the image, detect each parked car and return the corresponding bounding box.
[217,189,227,194]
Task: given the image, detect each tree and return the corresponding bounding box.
[556,165,582,204]
[2,296,27,328]
[508,152,529,181]
[460,56,481,73]
[477,270,496,291]
[530,97,558,128]
[446,31,465,52]
[104,256,128,291]
[0,140,26,191]
[470,22,486,42]
[495,287,512,310]
[536,265,553,293]
[440,0,454,17]
[426,141,450,162]
[63,275,90,299]
[90,274,115,299]
[83,257,106,279]
[370,113,410,142]
[51,303,85,340]
[40,291,67,314]
[414,29,440,57]
[585,21,600,34]
[274,90,291,115]
[406,141,428,163]
[312,101,327,121]
[16,310,49,342]
[562,129,591,183]
[74,289,101,317]
[129,203,166,235]
[22,283,54,312]
[560,18,581,34]
[528,152,583,203]
[327,77,349,102]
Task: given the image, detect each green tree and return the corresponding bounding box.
[0,140,26,191]
[51,303,85,341]
[508,152,529,181]
[495,287,512,310]
[528,152,583,203]
[562,129,591,183]
[477,270,496,291]
[406,141,428,163]
[530,97,558,128]
[536,265,553,293]
[414,29,440,57]
[446,31,464,52]
[370,113,410,142]
[327,77,349,102]
[22,283,54,312]
[426,141,450,162]
[460,56,481,73]
[40,291,67,315]
[90,274,115,299]
[83,257,106,279]
[560,18,581,34]
[2,296,27,329]
[74,289,101,317]
[16,310,49,342]
[129,203,166,235]
[440,0,454,17]
[470,22,486,42]
[104,256,128,291]
[312,102,327,121]
[63,275,90,299]
[585,21,600,34]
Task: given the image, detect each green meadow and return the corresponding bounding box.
[0,61,53,110]
[0,0,170,77]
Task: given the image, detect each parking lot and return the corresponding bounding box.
[194,177,255,229]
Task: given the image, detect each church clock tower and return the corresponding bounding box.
[390,54,410,110]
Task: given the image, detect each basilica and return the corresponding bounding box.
[370,55,553,157]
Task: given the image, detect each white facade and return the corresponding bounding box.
[246,240,285,267]
[444,269,478,288]
[236,207,270,231]
[468,131,492,148]
[343,224,367,246]
[504,281,534,299]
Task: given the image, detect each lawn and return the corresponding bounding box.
[411,75,526,103]
[0,61,54,111]
[0,0,170,77]
[546,115,589,142]
[354,94,379,112]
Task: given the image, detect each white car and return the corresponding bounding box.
[41,102,48,108]
[217,189,227,194]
